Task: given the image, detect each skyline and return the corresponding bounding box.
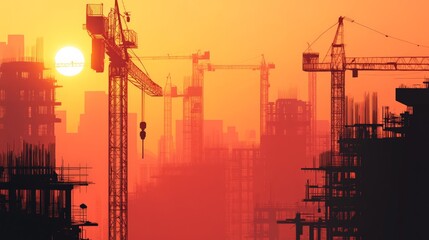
[2,1,429,240]
[2,1,429,152]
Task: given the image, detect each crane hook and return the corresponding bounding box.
[125,12,130,22]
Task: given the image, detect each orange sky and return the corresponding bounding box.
[2,0,429,154]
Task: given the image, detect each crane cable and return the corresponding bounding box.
[121,0,127,13]
[118,0,151,76]
[304,21,338,53]
[345,17,429,49]
[305,16,429,64]
[306,16,429,52]
[119,0,149,158]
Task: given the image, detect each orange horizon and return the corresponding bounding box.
[2,1,429,239]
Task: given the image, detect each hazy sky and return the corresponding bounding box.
[2,0,429,153]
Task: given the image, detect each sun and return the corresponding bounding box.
[55,46,84,77]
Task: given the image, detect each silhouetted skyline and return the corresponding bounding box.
[2,1,429,240]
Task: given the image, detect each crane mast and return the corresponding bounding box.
[330,17,346,161]
[85,1,162,240]
[308,70,317,160]
[163,74,182,164]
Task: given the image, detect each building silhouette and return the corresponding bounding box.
[0,35,97,240]
[281,84,429,240]
[0,61,59,152]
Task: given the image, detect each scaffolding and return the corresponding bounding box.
[0,143,97,240]
[277,93,381,240]
[278,86,429,239]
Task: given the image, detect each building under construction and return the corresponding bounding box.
[0,38,97,239]
[280,84,429,240]
[0,60,59,152]
[0,143,97,240]
[255,98,312,240]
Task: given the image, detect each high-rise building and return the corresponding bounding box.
[0,35,97,240]
[256,98,311,240]
[260,98,311,204]
[0,61,60,151]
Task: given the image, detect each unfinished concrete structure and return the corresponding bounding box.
[0,144,97,240]
[0,36,97,239]
[280,83,429,240]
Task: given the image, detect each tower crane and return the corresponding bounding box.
[140,51,210,163]
[85,2,162,240]
[304,16,429,160]
[303,16,429,240]
[141,53,273,162]
[163,74,183,164]
[205,56,275,137]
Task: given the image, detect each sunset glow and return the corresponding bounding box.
[55,46,84,76]
[2,1,429,240]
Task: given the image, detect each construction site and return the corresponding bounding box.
[0,36,98,239]
[1,1,429,240]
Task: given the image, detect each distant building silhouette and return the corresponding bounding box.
[0,35,24,63]
[260,98,311,203]
[256,98,312,239]
[174,119,227,163]
[0,60,60,152]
